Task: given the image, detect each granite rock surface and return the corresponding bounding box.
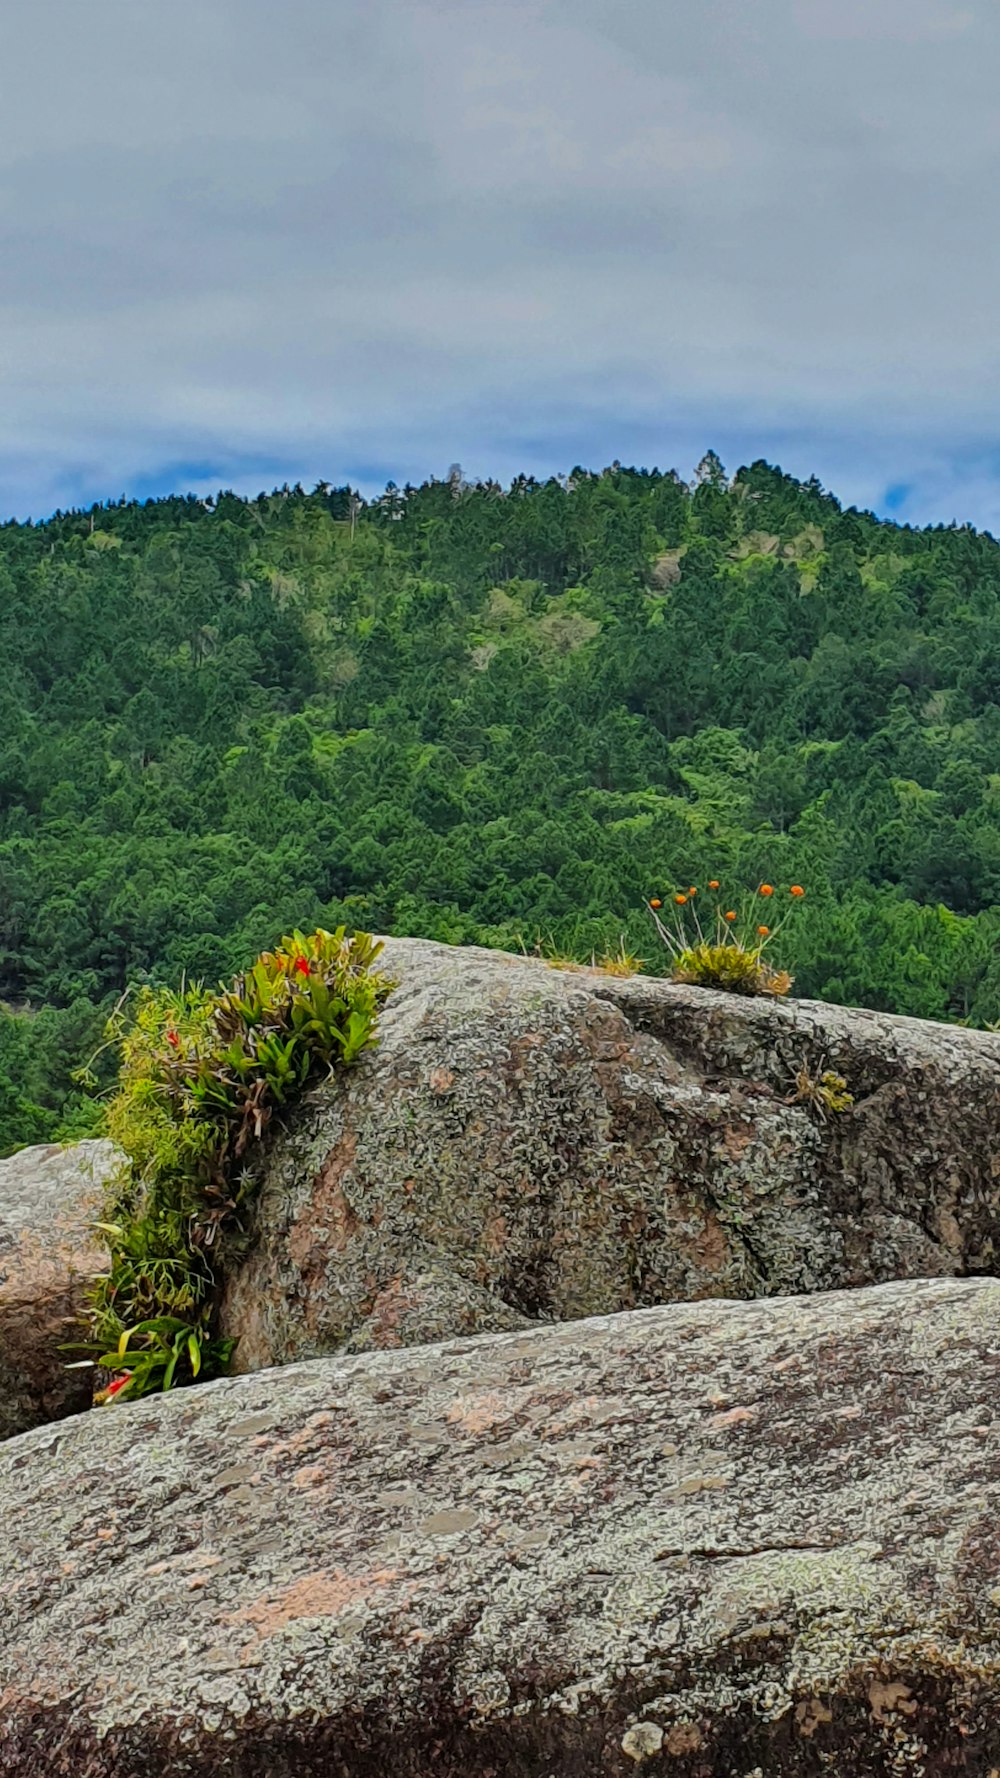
[3,1276,1000,1775]
[0,1137,116,1439]
[220,938,1000,1366]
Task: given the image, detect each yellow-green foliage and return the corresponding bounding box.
[788,1065,855,1119]
[83,927,391,1402]
[592,940,645,978]
[671,941,792,998]
[523,934,645,978]
[647,879,805,997]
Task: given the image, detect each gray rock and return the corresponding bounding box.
[3,1276,1000,1774]
[0,1138,118,1439]
[220,938,1000,1368]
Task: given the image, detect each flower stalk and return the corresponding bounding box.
[646,880,804,997]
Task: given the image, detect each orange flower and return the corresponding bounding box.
[724,910,736,922]
[649,898,662,910]
[757,924,770,936]
[674,893,688,905]
[759,883,774,897]
[166,1029,180,1050]
[708,879,720,890]
[688,886,698,895]
[790,884,805,898]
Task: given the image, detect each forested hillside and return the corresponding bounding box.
[3,454,1000,1151]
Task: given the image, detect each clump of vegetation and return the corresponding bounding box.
[591,939,645,978]
[647,880,804,996]
[517,934,582,972]
[520,934,645,977]
[75,927,391,1402]
[787,1063,855,1120]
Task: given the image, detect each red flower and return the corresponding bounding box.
[166,1029,180,1050]
[292,956,311,978]
[101,1374,132,1403]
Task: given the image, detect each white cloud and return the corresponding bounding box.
[0,0,998,526]
[791,0,975,43]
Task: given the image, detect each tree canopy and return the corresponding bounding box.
[3,458,1000,1151]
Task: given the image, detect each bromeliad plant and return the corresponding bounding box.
[76,927,391,1403]
[647,879,805,996]
[92,1317,233,1403]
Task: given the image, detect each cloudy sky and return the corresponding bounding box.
[2,0,998,527]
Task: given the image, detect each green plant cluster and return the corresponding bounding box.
[648,880,800,996]
[787,1065,855,1121]
[5,455,1000,1149]
[669,941,792,998]
[83,927,389,1400]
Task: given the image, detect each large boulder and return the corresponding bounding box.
[220,938,1000,1368]
[3,1276,1000,1775]
[0,1138,117,1440]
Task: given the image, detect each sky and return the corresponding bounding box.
[1,0,999,530]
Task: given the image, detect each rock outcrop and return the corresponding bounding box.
[0,1138,117,1440]
[3,1276,1000,1775]
[220,937,1000,1369]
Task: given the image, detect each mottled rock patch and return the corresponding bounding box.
[220,938,1000,1368]
[0,1138,118,1439]
[3,1277,1000,1774]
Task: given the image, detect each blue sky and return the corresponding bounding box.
[2,0,999,531]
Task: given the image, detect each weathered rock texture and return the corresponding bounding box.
[4,1276,1000,1775]
[0,1138,116,1440]
[220,938,1000,1368]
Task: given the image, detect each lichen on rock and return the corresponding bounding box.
[3,1276,1000,1774]
[0,1138,119,1440]
[219,938,1000,1369]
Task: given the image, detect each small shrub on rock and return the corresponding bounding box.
[592,939,645,978]
[520,934,645,977]
[76,928,391,1401]
[787,1063,854,1120]
[647,880,804,997]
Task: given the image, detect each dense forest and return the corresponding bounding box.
[2,453,1000,1153]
